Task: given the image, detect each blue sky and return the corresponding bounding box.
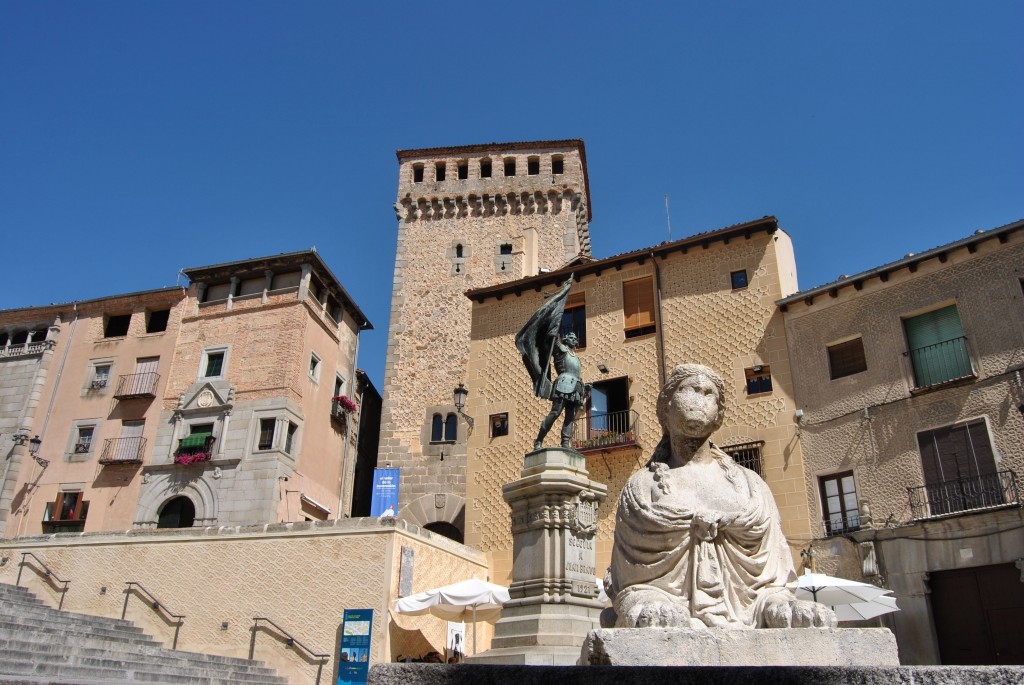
[2,2,1021,387]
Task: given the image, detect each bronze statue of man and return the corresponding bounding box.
[515,277,590,451]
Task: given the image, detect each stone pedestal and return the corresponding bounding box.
[580,627,900,666]
[469,447,608,665]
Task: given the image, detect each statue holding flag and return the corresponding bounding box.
[515,277,590,451]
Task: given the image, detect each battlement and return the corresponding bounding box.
[396,140,591,220]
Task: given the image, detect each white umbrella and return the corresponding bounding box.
[796,572,891,605]
[394,578,510,655]
[832,593,900,622]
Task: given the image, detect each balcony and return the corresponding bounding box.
[113,372,159,399]
[907,336,975,390]
[908,470,1020,519]
[99,437,146,465]
[570,409,640,453]
[822,512,861,537]
[0,341,48,359]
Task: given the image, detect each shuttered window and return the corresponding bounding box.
[560,292,587,348]
[828,338,867,379]
[904,305,972,387]
[917,420,1002,514]
[623,277,656,339]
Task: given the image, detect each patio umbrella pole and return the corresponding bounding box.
[472,604,477,655]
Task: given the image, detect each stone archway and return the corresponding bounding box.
[135,472,218,529]
[157,496,196,529]
[399,493,465,543]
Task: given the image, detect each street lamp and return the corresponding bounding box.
[28,435,41,456]
[453,383,474,430]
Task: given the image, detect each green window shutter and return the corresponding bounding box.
[179,432,212,449]
[904,305,970,386]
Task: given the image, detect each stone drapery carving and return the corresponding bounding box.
[605,364,836,630]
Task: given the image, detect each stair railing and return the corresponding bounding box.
[122,581,184,649]
[16,552,70,610]
[250,616,329,685]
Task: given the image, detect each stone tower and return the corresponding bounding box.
[379,140,592,540]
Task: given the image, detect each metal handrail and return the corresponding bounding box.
[571,409,640,452]
[122,581,184,649]
[16,552,70,610]
[113,372,160,399]
[908,470,1020,520]
[100,436,147,464]
[906,336,974,389]
[250,617,328,685]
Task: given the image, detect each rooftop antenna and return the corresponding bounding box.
[665,194,673,242]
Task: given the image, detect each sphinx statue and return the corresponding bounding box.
[604,364,836,630]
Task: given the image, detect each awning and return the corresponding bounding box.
[179,433,213,448]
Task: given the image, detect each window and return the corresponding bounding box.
[721,441,764,478]
[904,304,972,388]
[74,426,94,454]
[480,159,492,178]
[435,162,446,181]
[110,420,145,463]
[527,156,540,175]
[309,352,321,382]
[91,363,111,389]
[104,314,131,338]
[730,270,748,290]
[819,472,860,536]
[177,423,214,462]
[560,292,587,348]
[623,277,656,339]
[499,243,513,255]
[0,332,7,347]
[334,375,345,398]
[455,243,464,259]
[490,413,509,438]
[48,491,89,526]
[917,419,1003,515]
[745,366,773,395]
[285,422,298,454]
[457,160,468,180]
[551,155,564,175]
[29,328,47,342]
[574,377,634,450]
[413,164,424,183]
[11,330,28,345]
[828,338,867,380]
[504,158,516,177]
[158,496,195,529]
[258,418,276,451]
[202,349,226,379]
[430,413,457,443]
[146,309,170,333]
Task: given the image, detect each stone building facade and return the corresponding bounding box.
[0,250,377,536]
[462,216,813,585]
[379,141,593,540]
[139,250,373,528]
[779,218,1024,664]
[0,288,187,537]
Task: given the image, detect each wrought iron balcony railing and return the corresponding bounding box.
[908,470,1020,519]
[99,436,147,465]
[822,512,861,537]
[570,409,640,453]
[906,336,974,390]
[113,372,159,399]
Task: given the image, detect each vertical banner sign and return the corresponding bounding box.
[338,609,373,685]
[370,468,400,517]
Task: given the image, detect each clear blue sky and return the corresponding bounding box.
[2,2,1021,388]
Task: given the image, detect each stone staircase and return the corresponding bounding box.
[0,582,289,684]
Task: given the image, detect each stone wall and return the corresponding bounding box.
[465,229,812,585]
[379,142,592,532]
[0,518,489,684]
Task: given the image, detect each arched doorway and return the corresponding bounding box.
[157,496,196,529]
[424,521,463,544]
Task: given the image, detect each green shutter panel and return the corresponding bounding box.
[904,305,970,386]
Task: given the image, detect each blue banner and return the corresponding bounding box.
[338,609,373,685]
[370,468,400,517]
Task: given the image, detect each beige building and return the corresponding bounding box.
[379,141,593,541]
[462,216,814,585]
[779,218,1024,664]
[0,288,187,537]
[0,250,376,536]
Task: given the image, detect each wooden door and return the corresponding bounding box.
[930,563,1024,664]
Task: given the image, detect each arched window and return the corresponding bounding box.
[444,413,458,442]
[431,414,443,443]
[157,496,196,529]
